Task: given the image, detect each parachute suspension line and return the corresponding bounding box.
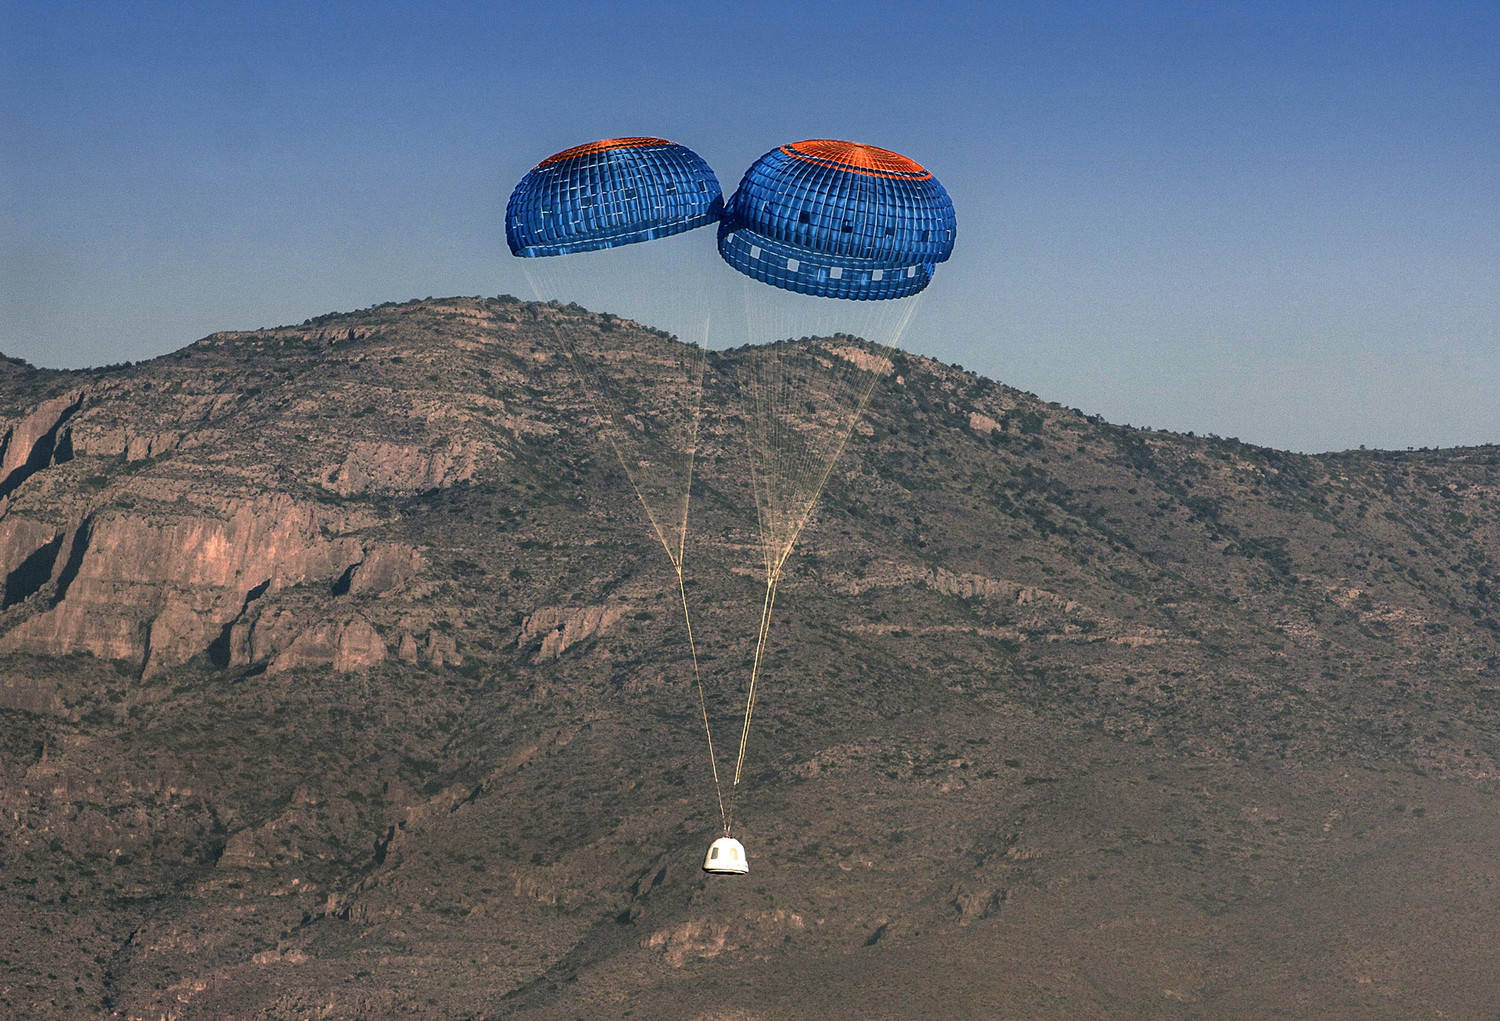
[733,567,781,786]
[785,295,919,551]
[729,288,924,789]
[525,272,678,562]
[726,341,786,798]
[670,344,729,836]
[523,266,729,834]
[677,310,708,567]
[676,563,728,833]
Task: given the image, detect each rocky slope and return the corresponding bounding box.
[0,298,1497,1018]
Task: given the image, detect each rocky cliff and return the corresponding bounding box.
[1,297,1497,1019]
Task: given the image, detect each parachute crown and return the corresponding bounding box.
[535,136,674,169]
[781,139,933,180]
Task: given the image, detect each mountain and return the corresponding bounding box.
[1,297,1497,1019]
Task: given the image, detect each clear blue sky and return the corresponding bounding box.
[3,0,1496,452]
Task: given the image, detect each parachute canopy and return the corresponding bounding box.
[718,139,956,300]
[506,137,723,258]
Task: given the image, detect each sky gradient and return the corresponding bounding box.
[3,0,1496,452]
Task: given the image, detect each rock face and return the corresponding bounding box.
[0,390,83,502]
[0,515,61,610]
[327,439,482,496]
[1,298,1499,1020]
[0,496,372,674]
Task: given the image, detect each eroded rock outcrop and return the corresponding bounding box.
[835,559,1081,613]
[950,883,1006,925]
[519,604,623,661]
[338,543,424,597]
[266,616,386,675]
[0,390,84,500]
[424,631,460,667]
[645,910,806,968]
[230,608,411,675]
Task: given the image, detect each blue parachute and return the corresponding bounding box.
[718,139,956,300]
[506,137,723,258]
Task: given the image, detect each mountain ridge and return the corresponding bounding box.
[1,296,1497,1018]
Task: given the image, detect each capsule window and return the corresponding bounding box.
[787,258,800,272]
[749,245,761,260]
[799,211,811,224]
[907,266,917,277]
[871,269,884,281]
[710,847,719,860]
[829,266,843,279]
